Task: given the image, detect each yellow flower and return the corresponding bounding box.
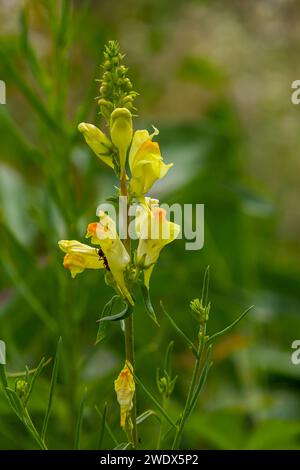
[110,108,133,177]
[136,204,180,288]
[114,361,135,430]
[78,122,114,169]
[86,211,134,305]
[58,240,104,278]
[128,128,173,199]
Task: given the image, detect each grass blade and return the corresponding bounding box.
[95,405,119,447]
[74,387,87,450]
[41,337,62,441]
[97,402,107,449]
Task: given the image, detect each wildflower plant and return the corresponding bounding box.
[0,40,252,450]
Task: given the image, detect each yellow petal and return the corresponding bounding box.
[86,213,134,305]
[58,240,104,277]
[129,127,159,168]
[129,132,172,197]
[136,205,180,287]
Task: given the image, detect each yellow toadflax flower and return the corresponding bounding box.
[128,128,173,200]
[114,361,135,430]
[78,122,114,169]
[136,203,180,289]
[58,240,105,278]
[86,211,134,305]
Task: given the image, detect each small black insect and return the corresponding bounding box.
[98,248,110,271]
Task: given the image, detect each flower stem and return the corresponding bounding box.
[172,326,206,449]
[120,173,138,449]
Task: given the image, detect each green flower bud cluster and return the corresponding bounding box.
[190,298,210,325]
[15,379,28,399]
[156,369,177,399]
[98,40,138,123]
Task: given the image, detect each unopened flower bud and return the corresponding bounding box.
[15,379,28,398]
[78,122,114,169]
[110,108,133,177]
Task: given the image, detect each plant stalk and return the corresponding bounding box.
[120,173,138,449]
[172,325,206,449]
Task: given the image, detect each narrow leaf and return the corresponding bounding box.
[160,301,199,358]
[74,387,87,450]
[201,265,210,308]
[114,442,131,450]
[41,337,62,440]
[141,285,160,326]
[99,300,133,322]
[133,373,176,428]
[137,409,161,425]
[24,357,46,406]
[95,296,119,344]
[164,341,174,377]
[97,402,107,450]
[207,305,254,345]
[5,387,23,418]
[95,405,119,446]
[7,357,52,378]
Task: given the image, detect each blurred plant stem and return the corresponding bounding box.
[172,326,206,449]
[156,395,167,450]
[120,173,138,449]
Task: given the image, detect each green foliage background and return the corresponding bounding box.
[0,0,300,449]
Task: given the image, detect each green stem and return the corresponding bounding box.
[157,396,167,450]
[120,173,138,449]
[172,326,206,449]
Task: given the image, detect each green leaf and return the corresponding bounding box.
[95,405,119,447]
[137,409,161,425]
[24,357,46,406]
[98,298,133,322]
[207,305,253,345]
[164,341,174,377]
[5,387,24,418]
[114,442,131,450]
[97,402,107,450]
[201,265,210,308]
[160,301,199,358]
[74,387,87,450]
[141,285,160,326]
[133,373,176,428]
[41,337,62,441]
[7,357,52,378]
[95,295,119,344]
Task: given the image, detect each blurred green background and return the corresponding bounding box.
[1,0,300,450]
